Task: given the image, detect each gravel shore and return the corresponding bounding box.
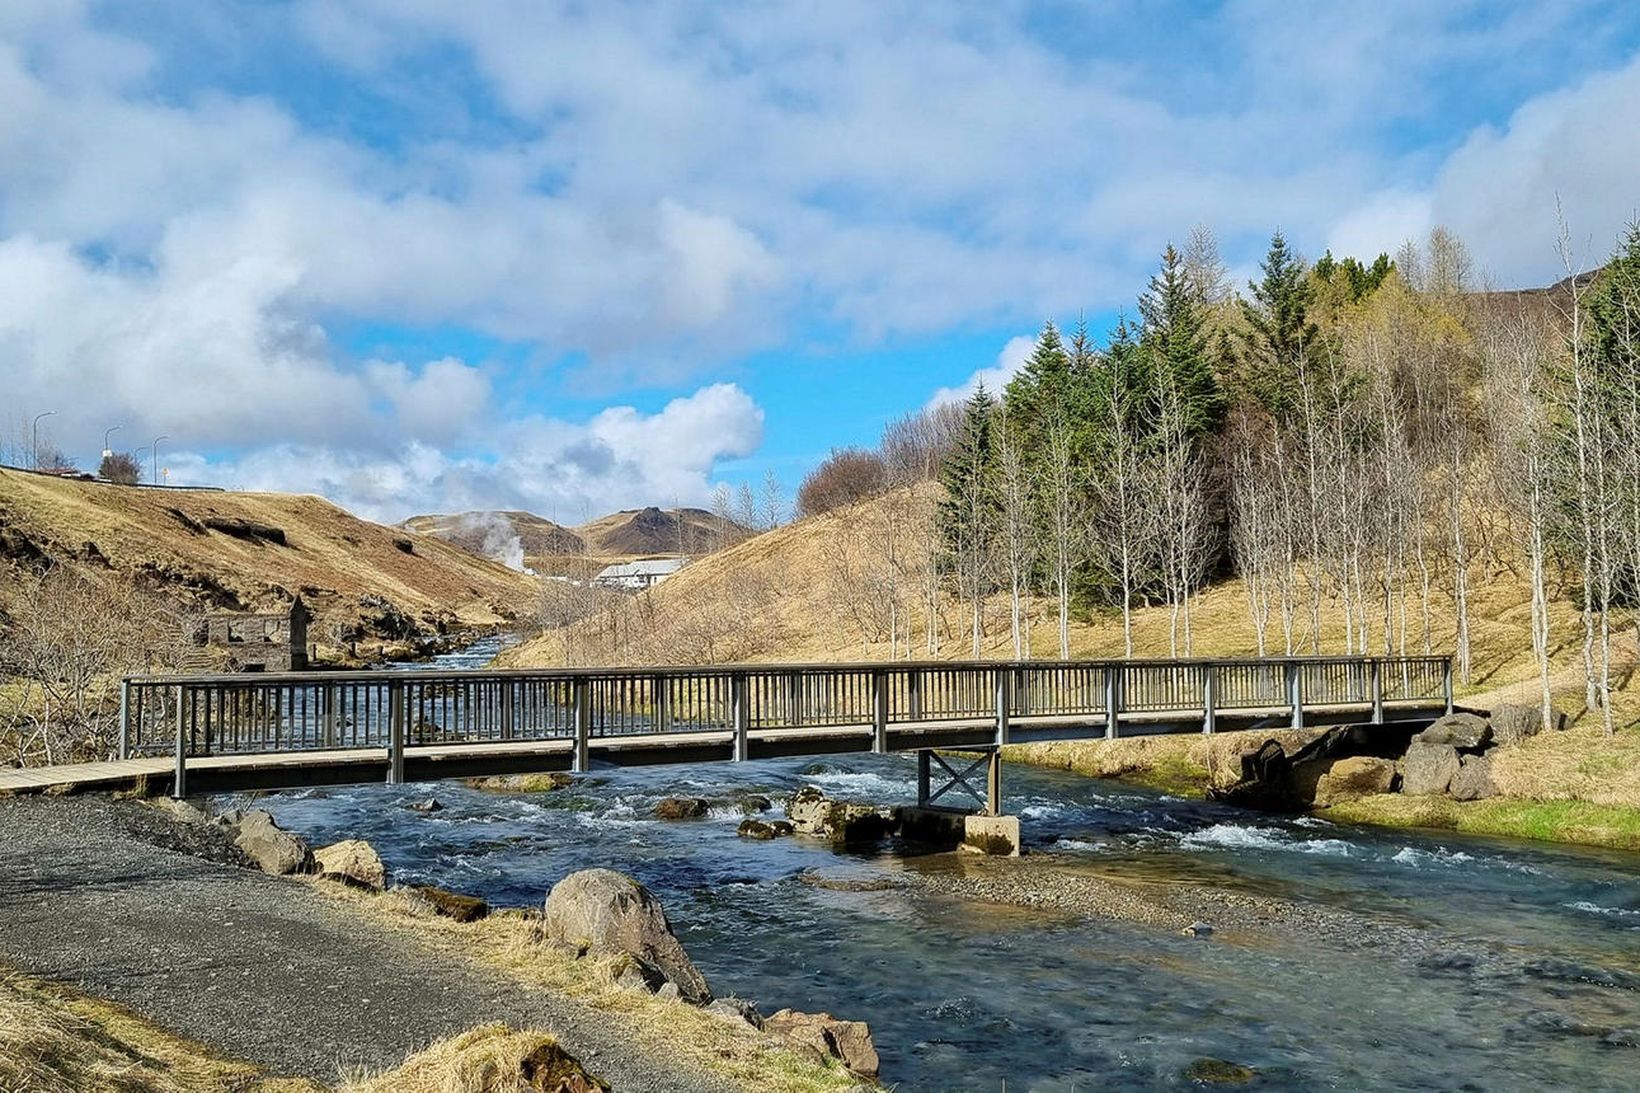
[0,794,734,1091]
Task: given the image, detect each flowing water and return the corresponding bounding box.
[247,642,1640,1091]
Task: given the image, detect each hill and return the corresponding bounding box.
[400,511,586,566]
[575,506,743,556]
[0,468,536,649]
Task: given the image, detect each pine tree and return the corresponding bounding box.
[939,385,999,653]
[1003,320,1070,436]
[1240,230,1320,416]
[1139,244,1225,437]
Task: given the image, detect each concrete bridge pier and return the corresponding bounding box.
[900,748,1021,856]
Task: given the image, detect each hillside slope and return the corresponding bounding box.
[576,506,743,556]
[401,510,586,560]
[0,468,536,643]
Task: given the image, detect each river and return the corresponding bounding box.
[247,641,1640,1091]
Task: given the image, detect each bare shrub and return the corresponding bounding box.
[796,448,887,518]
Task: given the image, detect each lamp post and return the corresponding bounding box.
[32,410,56,470]
[103,424,123,454]
[151,435,169,486]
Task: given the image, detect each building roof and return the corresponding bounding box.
[595,558,687,580]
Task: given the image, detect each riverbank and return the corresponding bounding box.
[1006,717,1640,852]
[0,795,855,1093]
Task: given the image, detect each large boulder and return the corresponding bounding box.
[1415,713,1492,752]
[764,1009,879,1078]
[1313,756,1397,807]
[313,839,387,890]
[234,810,312,876]
[785,786,893,843]
[1490,702,1570,747]
[1449,754,1499,801]
[1402,742,1461,796]
[543,869,710,1003]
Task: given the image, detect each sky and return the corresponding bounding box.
[3,1,1639,524]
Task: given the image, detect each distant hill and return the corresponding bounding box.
[0,468,534,645]
[576,506,744,556]
[400,511,585,566]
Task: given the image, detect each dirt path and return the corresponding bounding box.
[0,795,732,1092]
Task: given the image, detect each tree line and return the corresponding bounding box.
[799,219,1640,733]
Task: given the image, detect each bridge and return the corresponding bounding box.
[0,656,1452,825]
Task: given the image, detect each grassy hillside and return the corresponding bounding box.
[577,506,743,556]
[400,510,585,558]
[0,468,535,646]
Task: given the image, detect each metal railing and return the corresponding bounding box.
[122,655,1453,774]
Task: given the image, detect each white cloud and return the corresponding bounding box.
[927,335,1035,409]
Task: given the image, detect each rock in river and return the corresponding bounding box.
[1401,742,1460,796]
[234,809,313,876]
[543,868,711,1003]
[786,786,893,843]
[653,797,710,820]
[737,818,795,840]
[313,839,386,890]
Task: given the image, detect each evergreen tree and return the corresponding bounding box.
[939,385,999,652]
[1240,230,1320,416]
[1139,244,1226,437]
[1003,320,1070,436]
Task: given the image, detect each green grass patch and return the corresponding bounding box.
[1326,794,1640,851]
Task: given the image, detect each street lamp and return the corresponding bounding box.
[32,410,56,470]
[103,424,123,456]
[151,435,169,486]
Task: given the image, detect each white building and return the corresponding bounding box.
[592,557,688,590]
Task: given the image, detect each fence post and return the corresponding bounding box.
[994,668,1011,747]
[387,681,405,784]
[1287,661,1303,729]
[171,684,187,799]
[572,676,591,774]
[118,679,131,761]
[1370,660,1384,724]
[500,681,514,741]
[732,673,749,762]
[871,669,889,754]
[1104,665,1120,740]
[1202,664,1217,735]
[1442,658,1454,715]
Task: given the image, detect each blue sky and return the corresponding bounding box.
[4,1,1640,523]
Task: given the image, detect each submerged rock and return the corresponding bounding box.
[234,810,312,876]
[1401,742,1460,796]
[653,797,711,821]
[543,868,711,1003]
[1181,921,1214,938]
[1449,754,1498,801]
[467,772,576,793]
[1183,1057,1257,1084]
[764,1008,879,1078]
[313,839,386,890]
[1313,756,1397,807]
[405,797,445,813]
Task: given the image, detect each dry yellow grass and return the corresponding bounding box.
[341,1025,603,1093]
[0,468,535,634]
[307,882,862,1093]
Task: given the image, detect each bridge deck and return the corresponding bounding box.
[0,698,1439,798]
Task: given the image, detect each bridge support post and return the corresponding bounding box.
[118,679,130,761]
[572,676,591,774]
[731,673,749,762]
[387,681,405,785]
[1370,660,1384,724]
[1287,662,1303,730]
[1202,664,1217,735]
[871,669,889,754]
[916,749,931,807]
[1104,665,1120,740]
[985,748,1002,817]
[171,684,186,799]
[1442,660,1454,715]
[993,669,1011,747]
